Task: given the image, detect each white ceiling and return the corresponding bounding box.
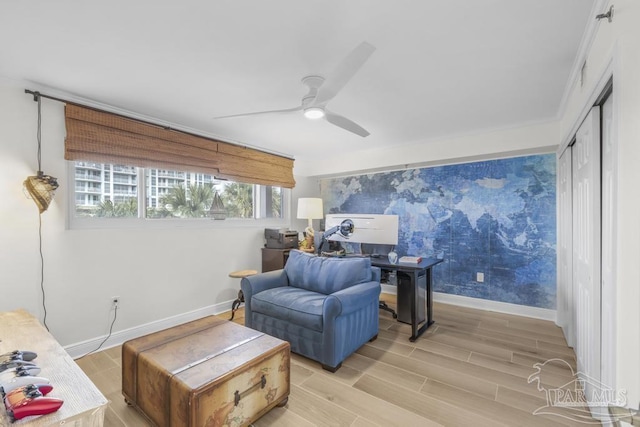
[0,1,597,175]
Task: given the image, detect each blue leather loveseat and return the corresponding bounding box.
[241,250,381,372]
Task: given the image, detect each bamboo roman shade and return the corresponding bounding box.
[64,104,295,188]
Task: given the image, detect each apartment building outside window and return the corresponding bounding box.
[71,162,285,223]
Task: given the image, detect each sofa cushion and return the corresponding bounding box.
[251,287,326,332]
[284,250,372,294]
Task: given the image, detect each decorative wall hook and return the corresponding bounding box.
[596,5,614,23]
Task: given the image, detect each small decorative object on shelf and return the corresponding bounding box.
[387,248,398,264]
[399,256,422,264]
[298,227,316,253]
[208,191,227,220]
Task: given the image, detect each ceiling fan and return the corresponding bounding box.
[212,42,375,137]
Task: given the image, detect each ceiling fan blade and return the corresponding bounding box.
[325,110,370,137]
[213,106,302,120]
[313,41,376,106]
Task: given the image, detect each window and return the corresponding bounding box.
[65,104,293,228]
[71,162,286,222]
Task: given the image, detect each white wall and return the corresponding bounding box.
[298,120,560,177]
[558,0,640,407]
[0,83,291,348]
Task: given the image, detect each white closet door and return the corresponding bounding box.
[572,106,601,388]
[557,146,574,347]
[601,94,616,390]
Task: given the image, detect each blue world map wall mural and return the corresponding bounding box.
[320,154,557,309]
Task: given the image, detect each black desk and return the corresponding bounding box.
[371,257,443,342]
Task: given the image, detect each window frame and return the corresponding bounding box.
[66,162,290,230]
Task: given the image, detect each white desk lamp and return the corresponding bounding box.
[297,198,323,235]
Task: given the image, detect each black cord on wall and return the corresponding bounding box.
[35,94,49,331]
[38,214,49,331]
[76,305,119,360]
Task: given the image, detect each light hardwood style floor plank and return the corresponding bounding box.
[76,295,599,426]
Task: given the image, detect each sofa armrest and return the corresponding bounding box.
[371,266,381,282]
[325,281,381,317]
[241,269,289,328]
[241,269,288,296]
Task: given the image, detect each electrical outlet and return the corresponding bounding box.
[111,296,120,308]
[476,272,484,283]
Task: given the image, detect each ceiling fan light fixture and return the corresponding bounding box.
[212,43,374,136]
[304,107,325,120]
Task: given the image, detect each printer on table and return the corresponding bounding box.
[264,228,298,249]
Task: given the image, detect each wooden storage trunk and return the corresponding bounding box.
[122,316,290,427]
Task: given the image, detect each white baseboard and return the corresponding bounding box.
[67,289,557,358]
[65,300,233,359]
[381,285,556,321]
[433,292,557,321]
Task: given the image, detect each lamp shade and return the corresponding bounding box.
[23,171,58,213]
[296,198,323,220]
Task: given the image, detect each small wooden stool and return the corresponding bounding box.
[229,269,258,320]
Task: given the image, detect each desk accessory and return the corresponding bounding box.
[317,219,354,255]
[399,256,422,263]
[265,228,298,249]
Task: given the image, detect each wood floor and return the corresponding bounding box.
[76,295,599,426]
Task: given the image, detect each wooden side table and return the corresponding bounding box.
[0,309,108,425]
[229,269,257,320]
[261,248,291,272]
